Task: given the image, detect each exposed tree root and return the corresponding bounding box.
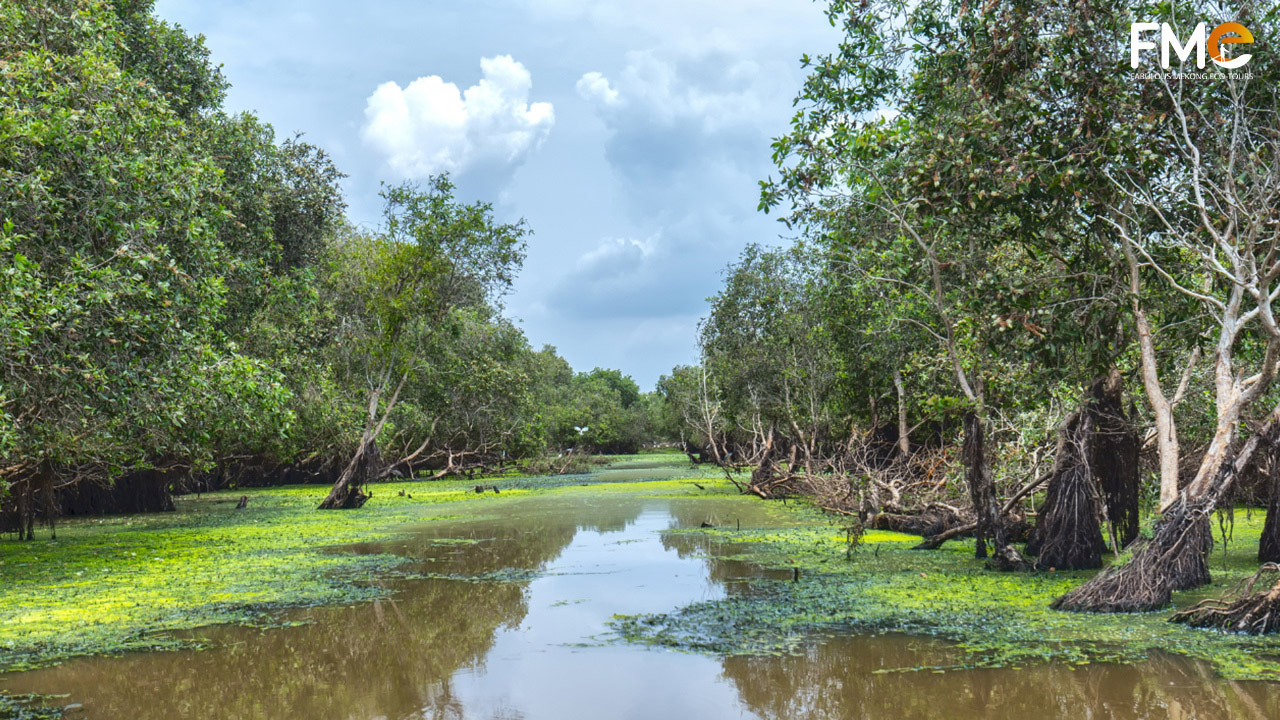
[1171,564,1280,634]
[1087,371,1141,547]
[1260,441,1280,563]
[1034,457,1105,571]
[1030,372,1138,570]
[1052,498,1212,612]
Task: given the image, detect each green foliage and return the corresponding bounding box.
[0,0,284,479]
[108,0,227,119]
[673,0,1277,508]
[0,0,657,517]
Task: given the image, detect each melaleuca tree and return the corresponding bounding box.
[700,244,842,474]
[107,0,226,119]
[317,177,527,509]
[767,0,1280,592]
[762,1,1056,565]
[0,0,291,533]
[761,0,1154,565]
[378,309,545,478]
[1056,0,1280,612]
[197,113,347,331]
[656,364,724,453]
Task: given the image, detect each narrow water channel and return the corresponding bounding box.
[5,493,1279,719]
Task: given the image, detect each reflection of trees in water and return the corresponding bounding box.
[4,499,648,720]
[6,574,529,720]
[661,500,794,589]
[361,496,656,571]
[720,636,1280,720]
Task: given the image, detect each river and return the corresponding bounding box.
[4,488,1278,719]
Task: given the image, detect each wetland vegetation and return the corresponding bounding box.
[4,0,1280,718]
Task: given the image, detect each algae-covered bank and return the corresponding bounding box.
[615,505,1280,682]
[3,456,1280,719]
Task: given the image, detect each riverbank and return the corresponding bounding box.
[615,503,1280,681]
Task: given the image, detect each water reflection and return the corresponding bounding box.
[3,495,1278,719]
[722,636,1280,719]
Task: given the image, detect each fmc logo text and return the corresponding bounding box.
[1130,22,1253,69]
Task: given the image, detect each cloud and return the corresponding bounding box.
[574,51,785,212]
[537,46,806,335]
[362,55,554,183]
[575,71,619,106]
[546,209,750,322]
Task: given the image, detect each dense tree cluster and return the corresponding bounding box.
[665,0,1280,615]
[0,0,660,529]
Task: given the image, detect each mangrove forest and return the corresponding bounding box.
[3,0,1280,718]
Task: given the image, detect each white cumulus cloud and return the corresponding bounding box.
[575,71,619,106]
[362,55,554,181]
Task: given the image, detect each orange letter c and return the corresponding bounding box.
[1208,22,1253,66]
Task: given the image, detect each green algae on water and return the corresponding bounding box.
[612,503,1280,681]
[0,456,726,672]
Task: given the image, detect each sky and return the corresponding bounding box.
[153,0,842,389]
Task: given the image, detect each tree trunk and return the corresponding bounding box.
[1031,407,1106,570]
[1053,410,1277,613]
[1031,371,1140,570]
[320,369,405,510]
[1052,495,1212,612]
[894,369,910,458]
[318,438,377,510]
[963,411,1025,569]
[1124,241,1182,512]
[1088,371,1141,547]
[1261,433,1280,563]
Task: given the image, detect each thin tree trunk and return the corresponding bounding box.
[1124,241,1181,511]
[319,369,406,510]
[964,411,1022,568]
[894,369,910,458]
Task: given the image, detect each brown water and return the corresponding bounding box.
[5,493,1279,719]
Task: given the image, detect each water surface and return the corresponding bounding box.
[5,493,1278,719]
